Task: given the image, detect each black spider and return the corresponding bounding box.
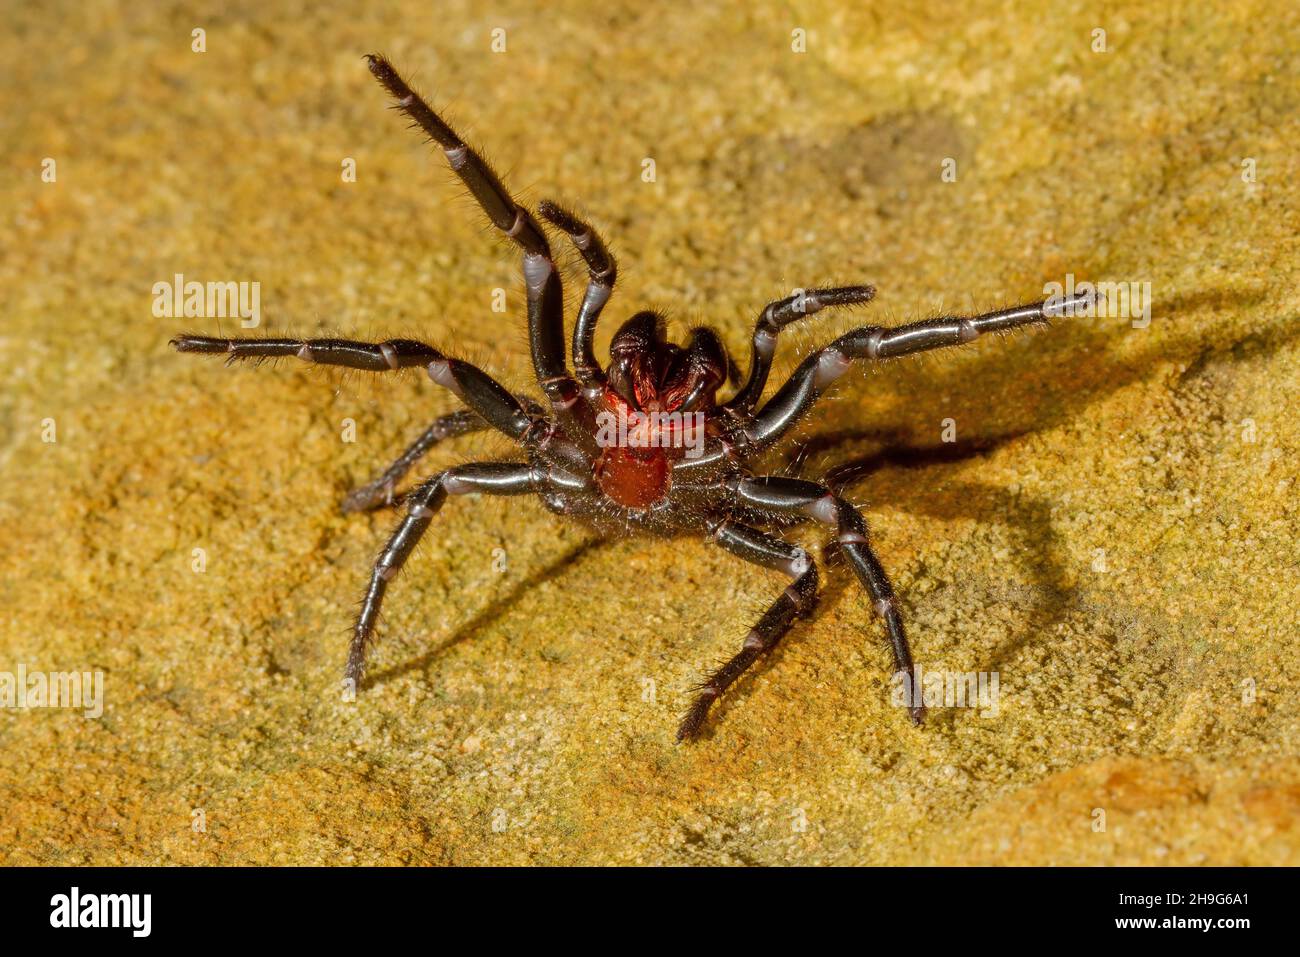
[172,55,1094,740]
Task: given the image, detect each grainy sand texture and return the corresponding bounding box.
[1,0,1297,864]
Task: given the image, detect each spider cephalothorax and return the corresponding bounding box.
[172,55,1095,740]
[591,312,727,508]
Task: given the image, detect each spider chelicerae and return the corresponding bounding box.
[172,55,1095,740]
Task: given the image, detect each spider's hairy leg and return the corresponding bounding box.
[424,355,537,441]
[364,55,575,409]
[678,521,819,741]
[744,290,1100,451]
[725,285,876,414]
[536,200,617,395]
[171,334,542,446]
[725,475,923,724]
[364,54,549,258]
[343,396,549,514]
[342,409,485,514]
[345,461,589,685]
[171,334,440,371]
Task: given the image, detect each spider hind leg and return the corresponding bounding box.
[678,521,820,741]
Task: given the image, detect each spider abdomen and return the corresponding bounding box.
[593,445,671,508]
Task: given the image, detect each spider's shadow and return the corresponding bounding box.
[363,294,1299,733]
[691,429,1070,738]
[364,536,605,688]
[730,298,1300,733]
[362,431,1060,725]
[823,431,1070,694]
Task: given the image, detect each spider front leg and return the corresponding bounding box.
[745,291,1099,450]
[171,334,442,371]
[673,290,1102,479]
[725,475,924,725]
[345,461,588,685]
[725,285,876,414]
[536,200,617,394]
[173,333,540,443]
[678,521,820,741]
[364,56,574,405]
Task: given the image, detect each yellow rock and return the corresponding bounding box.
[0,0,1296,864]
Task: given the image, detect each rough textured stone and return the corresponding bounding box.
[1,0,1296,864]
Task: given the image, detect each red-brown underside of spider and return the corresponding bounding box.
[594,444,672,509]
[592,322,724,508]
